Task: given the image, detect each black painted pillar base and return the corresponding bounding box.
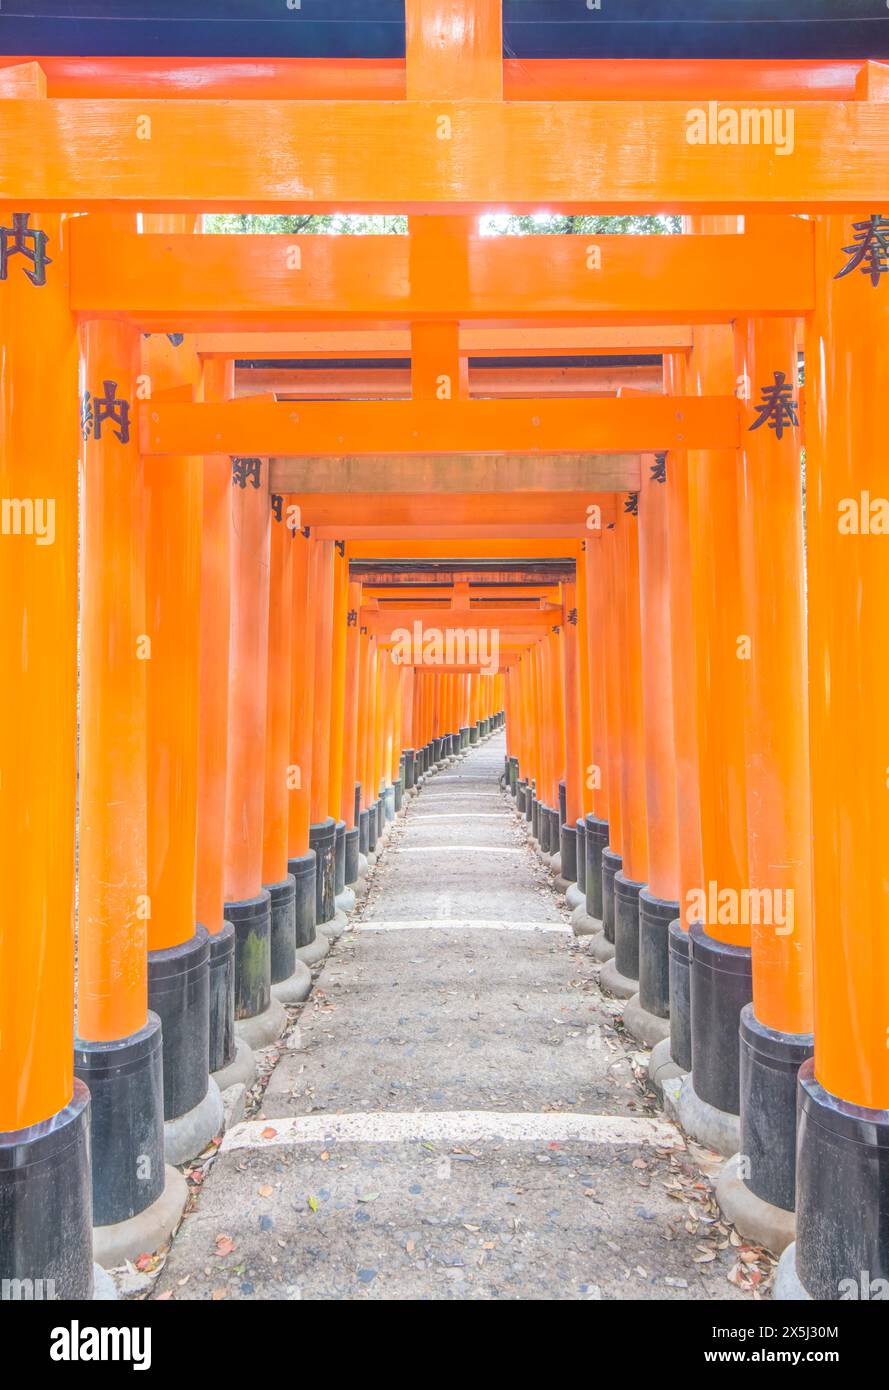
[559,824,577,881]
[266,875,297,986]
[689,920,752,1116]
[312,811,340,922]
[460,726,470,750]
[795,1060,889,1299]
[148,926,211,1120]
[525,782,534,823]
[309,816,337,924]
[224,892,272,1023]
[394,773,404,812]
[585,815,608,921]
[334,820,346,895]
[509,757,519,794]
[547,807,560,855]
[531,796,540,840]
[668,919,692,1070]
[288,850,317,948]
[367,803,378,852]
[403,749,416,789]
[358,808,370,854]
[354,781,362,826]
[343,827,360,886]
[516,778,526,814]
[376,795,385,837]
[638,889,679,1020]
[0,1080,94,1299]
[614,871,644,983]
[575,818,586,892]
[208,919,236,1073]
[601,848,622,944]
[74,1014,165,1227]
[432,736,443,764]
[382,783,396,822]
[469,723,479,745]
[739,1006,813,1213]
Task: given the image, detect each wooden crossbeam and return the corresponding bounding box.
[3,99,887,211]
[363,586,562,600]
[365,605,557,632]
[3,57,865,102]
[71,222,811,326]
[315,524,589,539]
[142,396,736,457]
[286,488,619,524]
[236,364,662,398]
[347,539,585,559]
[197,327,693,357]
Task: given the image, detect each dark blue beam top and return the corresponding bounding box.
[1,2,888,61]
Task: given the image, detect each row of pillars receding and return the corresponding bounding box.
[504,214,889,1301]
[3,204,889,1303]
[0,206,507,1296]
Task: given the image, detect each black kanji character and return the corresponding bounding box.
[232,457,262,489]
[835,214,889,288]
[91,381,131,444]
[0,214,52,286]
[749,371,799,441]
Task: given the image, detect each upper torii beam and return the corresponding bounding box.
[1,95,886,212]
[68,220,812,329]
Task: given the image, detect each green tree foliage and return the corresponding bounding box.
[204,212,679,236]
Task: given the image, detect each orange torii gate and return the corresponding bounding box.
[0,0,888,1308]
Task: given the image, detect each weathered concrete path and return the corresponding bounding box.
[155,733,752,1301]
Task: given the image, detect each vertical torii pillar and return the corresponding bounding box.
[649,351,703,1094]
[197,360,234,1070]
[309,539,338,931]
[598,514,624,966]
[626,455,681,1048]
[355,621,372,859]
[141,292,223,1163]
[677,296,753,1153]
[76,311,186,1265]
[547,621,567,868]
[716,302,814,1252]
[602,494,650,1000]
[329,542,351,915]
[379,653,398,825]
[288,531,329,967]
[263,496,311,1005]
[568,553,592,913]
[778,212,889,1299]
[340,578,364,889]
[582,520,612,940]
[367,633,381,853]
[531,640,550,851]
[401,661,418,794]
[558,583,583,890]
[531,645,545,833]
[0,205,93,1297]
[459,669,471,751]
[223,455,284,1048]
[469,672,480,745]
[196,359,247,1089]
